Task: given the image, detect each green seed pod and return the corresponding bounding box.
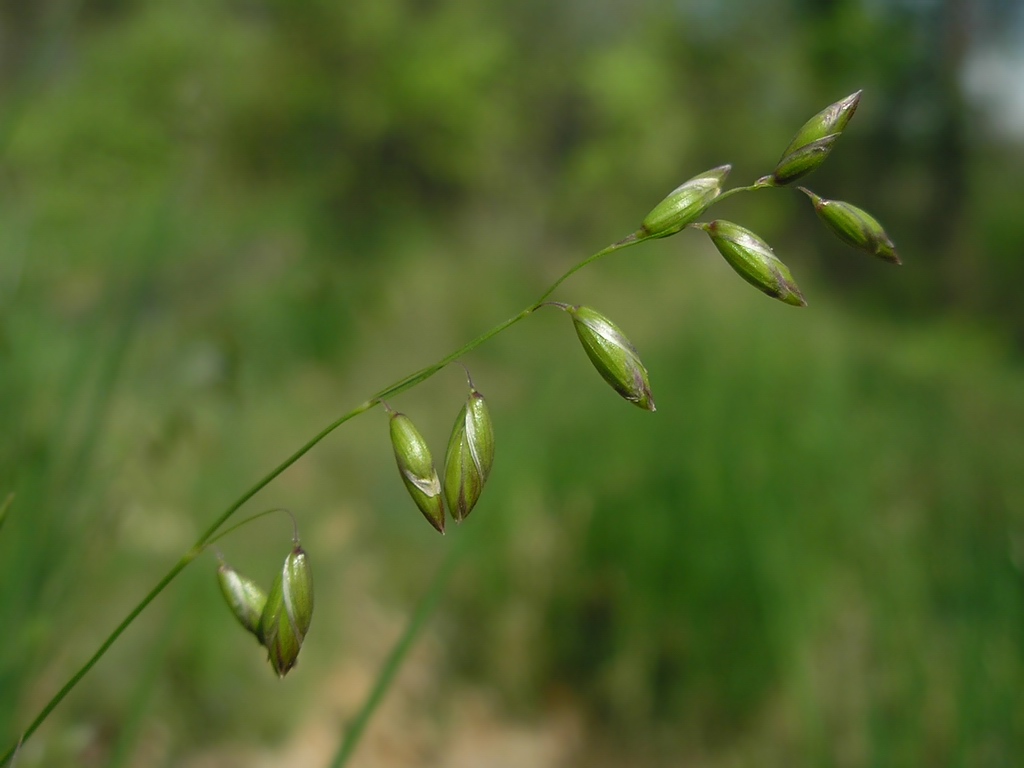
[771,90,861,185]
[567,305,656,411]
[258,546,314,678]
[443,387,495,523]
[217,562,268,640]
[389,411,446,534]
[698,220,807,307]
[799,187,900,265]
[638,165,729,240]
[640,164,731,239]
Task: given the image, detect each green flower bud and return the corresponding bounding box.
[443,387,495,523]
[567,305,656,411]
[771,90,861,185]
[698,220,807,307]
[799,187,900,265]
[640,164,731,239]
[258,546,314,678]
[217,562,267,640]
[389,411,445,534]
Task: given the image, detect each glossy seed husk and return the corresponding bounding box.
[217,563,268,640]
[771,135,839,186]
[640,164,731,239]
[443,388,495,523]
[389,411,445,533]
[699,220,807,307]
[568,306,656,411]
[799,188,900,264]
[258,546,314,678]
[771,90,861,185]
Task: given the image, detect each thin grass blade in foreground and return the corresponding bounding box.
[329,535,469,768]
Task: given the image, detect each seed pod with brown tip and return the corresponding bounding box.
[697,220,807,307]
[389,410,445,534]
[799,187,900,264]
[443,387,495,523]
[566,305,655,411]
[217,562,267,641]
[258,546,314,678]
[640,165,731,239]
[771,90,861,185]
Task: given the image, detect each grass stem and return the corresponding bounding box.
[328,536,468,768]
[0,227,647,765]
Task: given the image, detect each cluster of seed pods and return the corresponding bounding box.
[216,90,899,675]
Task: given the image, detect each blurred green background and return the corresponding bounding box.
[2,0,1024,765]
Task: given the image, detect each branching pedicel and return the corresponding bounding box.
[0,91,899,765]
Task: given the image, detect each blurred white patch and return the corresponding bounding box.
[963,46,1024,141]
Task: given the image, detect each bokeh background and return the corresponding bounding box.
[2,0,1024,765]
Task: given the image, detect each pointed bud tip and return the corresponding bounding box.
[823,89,863,128]
[787,292,809,308]
[772,91,864,184]
[777,272,808,308]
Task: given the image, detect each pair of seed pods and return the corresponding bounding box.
[388,381,495,535]
[217,545,313,678]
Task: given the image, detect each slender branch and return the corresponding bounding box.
[206,507,296,550]
[1,547,201,766]
[0,231,641,766]
[712,181,773,206]
[0,176,772,764]
[534,233,642,304]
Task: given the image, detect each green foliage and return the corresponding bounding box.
[448,282,1024,762]
[2,0,1023,765]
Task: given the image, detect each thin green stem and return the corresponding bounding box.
[328,535,469,768]
[0,229,643,766]
[367,234,642,403]
[712,181,774,207]
[534,232,642,304]
[106,586,183,768]
[1,547,201,767]
[205,507,296,551]
[1,399,377,765]
[373,311,530,403]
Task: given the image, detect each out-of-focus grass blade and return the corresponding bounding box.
[0,493,12,533]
